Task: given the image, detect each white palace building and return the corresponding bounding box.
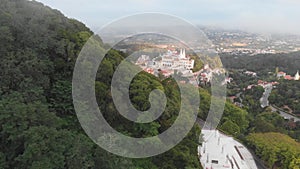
[135,49,195,77]
[159,49,194,70]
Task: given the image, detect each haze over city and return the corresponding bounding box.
[37,0,300,35]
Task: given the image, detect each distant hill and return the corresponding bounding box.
[220,51,300,75]
[0,0,96,82]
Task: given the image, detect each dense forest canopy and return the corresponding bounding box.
[0,0,202,168]
[246,132,300,169]
[221,51,300,75]
[269,80,300,115]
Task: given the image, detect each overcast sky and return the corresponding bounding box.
[37,0,300,35]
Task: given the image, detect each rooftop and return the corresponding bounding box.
[198,130,258,169]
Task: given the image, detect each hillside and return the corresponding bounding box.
[247,132,300,169]
[0,0,202,168]
[220,51,300,75]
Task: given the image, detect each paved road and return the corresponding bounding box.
[270,105,300,122]
[260,84,272,108]
[259,85,300,122]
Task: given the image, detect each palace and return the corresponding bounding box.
[135,49,195,76]
[158,49,194,70]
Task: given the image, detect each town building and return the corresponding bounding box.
[295,71,300,80]
[284,75,294,80]
[159,49,194,70]
[277,71,286,78]
[276,70,300,81]
[135,49,195,77]
[245,71,257,77]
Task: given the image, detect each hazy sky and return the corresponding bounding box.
[37,0,300,34]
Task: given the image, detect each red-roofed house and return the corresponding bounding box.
[277,71,286,78]
[284,75,294,80]
[144,68,154,74]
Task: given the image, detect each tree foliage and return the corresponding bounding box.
[246,132,300,169]
[0,1,203,168]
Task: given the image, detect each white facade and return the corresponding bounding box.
[160,49,194,70]
[135,49,195,78]
[295,71,300,80]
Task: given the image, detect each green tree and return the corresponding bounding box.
[220,120,240,136]
[246,132,300,169]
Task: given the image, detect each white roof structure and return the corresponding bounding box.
[198,130,258,169]
[295,70,300,80]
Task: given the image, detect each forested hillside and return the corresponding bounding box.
[220,51,300,75]
[269,80,300,115]
[246,132,300,169]
[0,0,202,168]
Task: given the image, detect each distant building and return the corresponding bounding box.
[295,71,300,80]
[203,64,210,70]
[245,71,257,77]
[225,77,233,84]
[136,55,150,66]
[276,70,300,81]
[258,80,264,85]
[284,75,293,80]
[135,49,195,79]
[160,49,194,70]
[277,71,286,78]
[143,68,154,74]
[158,69,174,77]
[228,96,237,103]
[247,85,255,90]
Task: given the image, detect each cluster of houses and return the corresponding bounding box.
[245,80,279,90]
[135,49,198,85]
[135,48,230,86]
[243,69,300,81]
[198,64,232,85]
[198,64,213,85]
[242,69,300,91]
[277,70,300,80]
